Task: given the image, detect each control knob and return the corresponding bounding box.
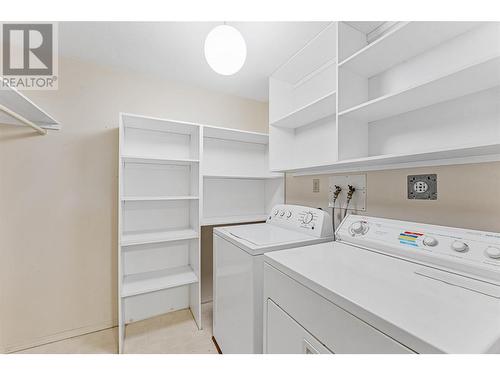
[302,212,314,224]
[422,236,438,247]
[286,211,292,219]
[485,246,500,259]
[280,211,285,217]
[273,209,279,216]
[451,240,468,253]
[349,221,369,235]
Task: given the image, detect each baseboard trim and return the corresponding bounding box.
[4,321,116,353]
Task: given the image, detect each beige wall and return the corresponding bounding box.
[286,162,500,233]
[0,57,268,352]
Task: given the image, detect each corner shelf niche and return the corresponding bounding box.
[202,125,284,226]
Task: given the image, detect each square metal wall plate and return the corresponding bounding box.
[408,174,437,200]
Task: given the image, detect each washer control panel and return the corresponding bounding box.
[267,204,333,238]
[337,215,500,281]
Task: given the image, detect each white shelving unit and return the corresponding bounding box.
[119,114,284,353]
[269,21,500,174]
[0,84,61,135]
[201,125,284,225]
[119,114,202,353]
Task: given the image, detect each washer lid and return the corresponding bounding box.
[214,222,329,255]
[227,223,314,247]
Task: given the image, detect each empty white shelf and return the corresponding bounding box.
[121,265,198,297]
[0,84,60,134]
[121,229,199,246]
[339,56,500,123]
[270,91,336,129]
[121,155,199,165]
[202,214,269,226]
[291,143,500,175]
[121,196,199,202]
[203,173,282,180]
[203,125,269,144]
[339,22,479,77]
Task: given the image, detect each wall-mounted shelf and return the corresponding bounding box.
[121,266,198,298]
[0,84,60,135]
[270,91,336,129]
[291,143,500,176]
[339,22,479,77]
[339,56,500,123]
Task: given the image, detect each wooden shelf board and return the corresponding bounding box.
[270,91,337,129]
[290,143,500,175]
[121,196,199,202]
[121,229,199,246]
[201,214,269,226]
[339,22,479,77]
[121,155,199,165]
[121,265,198,298]
[339,56,500,123]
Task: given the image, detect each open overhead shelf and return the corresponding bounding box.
[339,22,479,77]
[0,84,60,135]
[270,91,336,129]
[339,56,500,123]
[291,143,500,176]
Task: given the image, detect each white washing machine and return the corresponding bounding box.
[263,215,500,353]
[212,204,333,354]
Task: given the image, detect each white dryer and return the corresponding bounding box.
[263,215,500,353]
[212,204,333,354]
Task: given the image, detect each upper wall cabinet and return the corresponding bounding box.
[269,21,500,174]
[269,22,337,171]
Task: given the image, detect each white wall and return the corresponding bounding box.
[286,161,500,233]
[0,57,268,353]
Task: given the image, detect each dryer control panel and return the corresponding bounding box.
[267,204,333,238]
[336,214,500,282]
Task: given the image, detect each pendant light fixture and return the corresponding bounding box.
[204,23,247,76]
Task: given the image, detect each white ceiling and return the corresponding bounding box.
[59,22,331,102]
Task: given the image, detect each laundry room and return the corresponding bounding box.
[1,1,500,374]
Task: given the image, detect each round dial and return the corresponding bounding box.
[451,240,468,253]
[273,209,279,216]
[302,212,314,224]
[279,210,285,217]
[286,211,292,219]
[485,246,500,259]
[349,221,368,235]
[423,236,438,247]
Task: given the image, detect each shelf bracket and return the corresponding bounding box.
[0,104,47,135]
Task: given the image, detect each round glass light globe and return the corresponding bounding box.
[204,25,247,76]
